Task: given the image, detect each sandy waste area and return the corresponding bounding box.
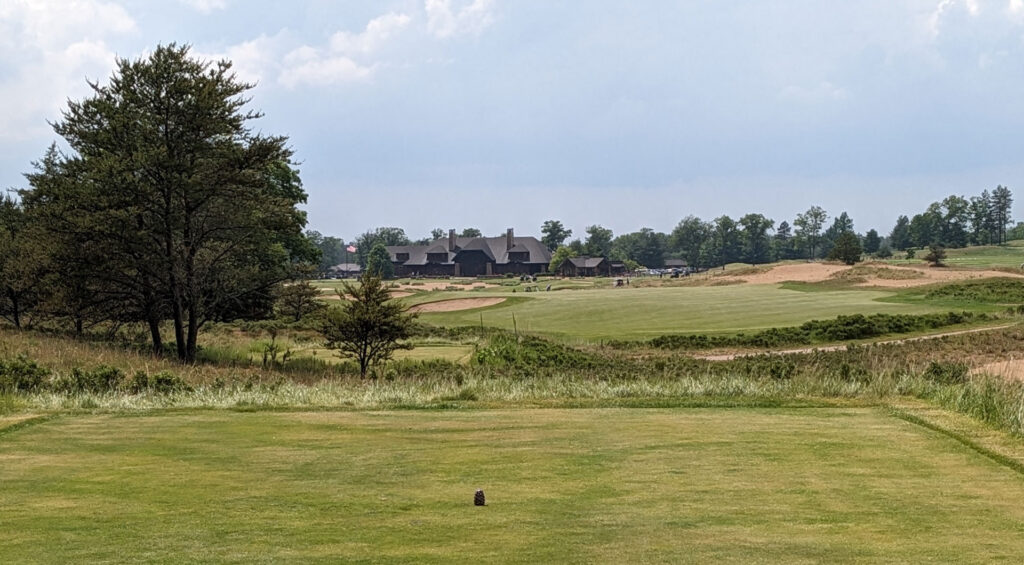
[725,262,1024,288]
[409,297,506,313]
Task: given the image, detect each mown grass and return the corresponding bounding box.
[413,284,944,342]
[884,239,1024,269]
[4,408,1024,563]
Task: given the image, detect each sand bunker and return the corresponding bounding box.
[410,297,506,313]
[395,281,499,292]
[731,263,847,284]
[725,262,1024,288]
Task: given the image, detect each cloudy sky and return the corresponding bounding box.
[2,0,1024,241]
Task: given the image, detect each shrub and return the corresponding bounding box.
[0,355,50,393]
[51,366,125,394]
[126,370,191,394]
[474,333,596,369]
[923,361,969,385]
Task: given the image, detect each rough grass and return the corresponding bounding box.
[4,408,1024,563]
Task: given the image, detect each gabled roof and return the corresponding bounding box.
[567,256,606,269]
[386,233,552,266]
[453,238,497,262]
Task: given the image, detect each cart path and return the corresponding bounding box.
[694,324,1016,361]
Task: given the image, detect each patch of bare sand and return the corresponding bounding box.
[721,262,1024,288]
[729,263,849,284]
[410,297,506,313]
[972,359,1024,382]
[853,266,1024,288]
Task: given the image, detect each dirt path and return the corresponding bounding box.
[694,324,1015,361]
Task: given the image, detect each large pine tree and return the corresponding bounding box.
[23,44,316,361]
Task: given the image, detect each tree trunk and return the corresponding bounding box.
[185,304,200,363]
[147,314,163,356]
[10,293,20,329]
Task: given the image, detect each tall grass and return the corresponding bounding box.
[5,324,1024,438]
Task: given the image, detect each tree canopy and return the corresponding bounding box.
[22,44,314,361]
[322,272,416,378]
[541,220,572,251]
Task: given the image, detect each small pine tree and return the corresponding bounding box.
[365,242,395,279]
[321,272,416,378]
[923,244,947,266]
[275,280,325,322]
[827,231,862,265]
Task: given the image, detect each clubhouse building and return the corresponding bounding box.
[386,229,552,277]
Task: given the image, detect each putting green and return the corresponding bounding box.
[3,408,1024,562]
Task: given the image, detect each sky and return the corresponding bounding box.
[3,0,1024,242]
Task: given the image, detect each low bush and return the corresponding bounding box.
[51,365,125,394]
[645,311,985,351]
[474,333,597,369]
[922,361,969,385]
[0,355,50,393]
[923,278,1024,304]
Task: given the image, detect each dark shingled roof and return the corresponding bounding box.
[567,257,606,269]
[386,233,551,267]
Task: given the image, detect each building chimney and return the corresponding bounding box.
[449,229,456,252]
[506,228,514,251]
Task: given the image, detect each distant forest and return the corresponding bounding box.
[309,186,1017,272]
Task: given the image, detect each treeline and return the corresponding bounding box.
[0,45,316,362]
[888,186,1014,250]
[328,186,1017,272]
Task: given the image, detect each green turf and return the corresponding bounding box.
[885,239,1024,269]
[415,284,943,341]
[3,408,1024,563]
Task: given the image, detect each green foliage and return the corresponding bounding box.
[51,366,126,394]
[739,213,774,264]
[924,244,947,266]
[540,220,572,251]
[645,311,984,350]
[459,227,482,238]
[584,225,614,257]
[23,44,311,361]
[794,205,828,259]
[0,196,45,328]
[549,245,578,273]
[923,361,970,385]
[827,231,863,265]
[322,272,416,377]
[863,229,881,254]
[612,227,666,267]
[0,355,50,393]
[922,277,1024,303]
[473,333,596,369]
[365,242,395,279]
[275,280,326,322]
[889,215,911,250]
[354,227,409,268]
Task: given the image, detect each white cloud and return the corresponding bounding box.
[177,0,227,13]
[276,11,413,88]
[279,54,375,88]
[425,0,496,39]
[330,12,411,55]
[0,0,136,141]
